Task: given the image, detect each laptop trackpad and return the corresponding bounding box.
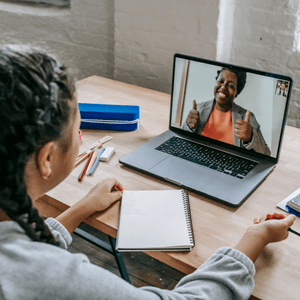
[150,156,217,189]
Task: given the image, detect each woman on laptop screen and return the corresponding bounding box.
[182,67,271,156]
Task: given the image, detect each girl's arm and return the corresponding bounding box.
[234,212,296,263]
[55,178,123,234]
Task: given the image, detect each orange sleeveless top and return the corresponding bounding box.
[200,106,234,145]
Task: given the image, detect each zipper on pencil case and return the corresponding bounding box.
[81,119,140,125]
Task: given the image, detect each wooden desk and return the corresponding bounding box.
[36,76,300,300]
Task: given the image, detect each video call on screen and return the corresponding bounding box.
[171,57,291,158]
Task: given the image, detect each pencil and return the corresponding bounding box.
[88,147,105,176]
[288,227,300,237]
[78,150,94,182]
[77,135,113,157]
[76,140,105,166]
[86,148,100,175]
[75,149,93,166]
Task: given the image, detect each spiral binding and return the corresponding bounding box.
[181,190,195,247]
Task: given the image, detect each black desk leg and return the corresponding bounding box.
[108,235,131,283]
[74,228,131,283]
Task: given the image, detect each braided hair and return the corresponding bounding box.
[0,48,75,246]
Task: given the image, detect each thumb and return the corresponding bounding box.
[245,110,250,122]
[193,99,197,110]
[283,214,296,228]
[111,190,123,202]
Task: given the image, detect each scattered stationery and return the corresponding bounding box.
[116,189,195,252]
[76,135,113,166]
[78,150,94,182]
[88,147,106,176]
[78,135,113,158]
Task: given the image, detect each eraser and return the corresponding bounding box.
[100,147,115,162]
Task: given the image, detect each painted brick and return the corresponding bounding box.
[82,0,110,7]
[86,20,114,36]
[82,5,113,21]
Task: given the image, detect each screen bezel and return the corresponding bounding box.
[169,53,293,163]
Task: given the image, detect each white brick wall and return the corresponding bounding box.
[0,0,115,81]
[114,0,219,93]
[221,0,300,126]
[0,0,300,127]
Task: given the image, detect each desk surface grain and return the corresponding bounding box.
[36,76,300,300]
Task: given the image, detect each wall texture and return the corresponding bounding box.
[0,0,115,82]
[220,0,300,127]
[0,0,300,126]
[114,0,219,93]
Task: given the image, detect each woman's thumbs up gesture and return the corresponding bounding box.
[235,110,253,142]
[186,100,199,129]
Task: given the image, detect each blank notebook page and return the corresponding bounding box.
[117,190,191,249]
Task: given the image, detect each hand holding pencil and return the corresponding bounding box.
[253,212,296,243]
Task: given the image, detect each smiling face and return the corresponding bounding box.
[214,70,238,112]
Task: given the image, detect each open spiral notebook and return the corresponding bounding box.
[115,189,195,252]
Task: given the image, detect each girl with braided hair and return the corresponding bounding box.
[0,48,295,300]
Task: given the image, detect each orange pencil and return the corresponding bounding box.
[75,149,93,166]
[78,150,94,182]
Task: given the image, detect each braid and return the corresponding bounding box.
[0,48,75,246]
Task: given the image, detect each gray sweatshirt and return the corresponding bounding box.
[0,218,255,300]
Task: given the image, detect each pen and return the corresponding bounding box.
[88,147,105,176]
[78,150,94,182]
[288,227,300,237]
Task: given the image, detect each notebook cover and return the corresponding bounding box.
[78,103,140,131]
[116,189,194,251]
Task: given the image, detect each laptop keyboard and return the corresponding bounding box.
[155,137,258,179]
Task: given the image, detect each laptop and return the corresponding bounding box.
[119,53,293,207]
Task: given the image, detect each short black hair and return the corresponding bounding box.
[216,67,247,97]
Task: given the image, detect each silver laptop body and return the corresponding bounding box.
[119,53,292,207]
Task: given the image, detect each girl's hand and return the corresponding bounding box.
[234,212,296,263]
[81,178,123,214]
[56,178,123,234]
[250,212,296,244]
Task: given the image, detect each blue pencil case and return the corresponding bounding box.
[78,103,140,131]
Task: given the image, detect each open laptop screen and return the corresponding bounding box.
[170,54,292,159]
